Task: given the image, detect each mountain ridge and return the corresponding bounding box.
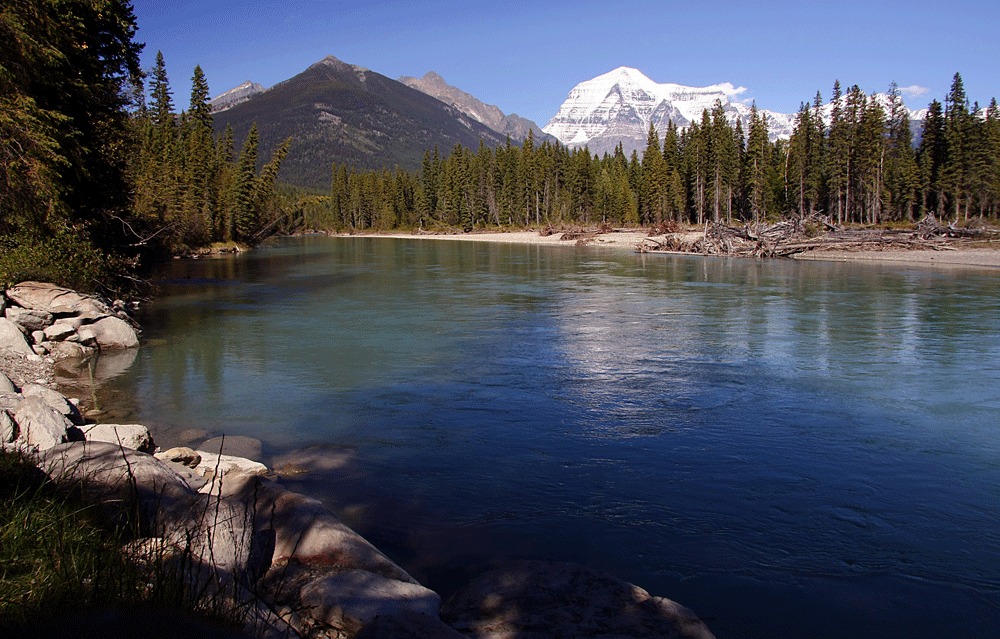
[398,71,554,144]
[211,55,509,189]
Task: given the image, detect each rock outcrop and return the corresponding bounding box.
[2,281,140,360]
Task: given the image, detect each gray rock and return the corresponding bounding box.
[177,427,210,444]
[1,410,15,443]
[193,452,268,483]
[41,441,196,530]
[0,371,15,393]
[13,396,75,450]
[31,330,46,344]
[200,435,264,461]
[81,423,155,453]
[0,317,35,357]
[47,341,98,360]
[4,306,53,332]
[300,570,441,634]
[31,344,48,356]
[155,446,202,468]
[88,316,139,349]
[20,383,83,424]
[43,322,77,341]
[212,474,416,584]
[75,326,98,346]
[272,444,355,477]
[6,281,112,316]
[442,561,716,639]
[0,392,22,412]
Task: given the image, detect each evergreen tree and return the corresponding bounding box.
[231,124,259,241]
[918,100,947,216]
[943,72,973,219]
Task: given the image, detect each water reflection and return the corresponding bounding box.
[99,237,1000,639]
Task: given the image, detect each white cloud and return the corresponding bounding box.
[898,85,930,98]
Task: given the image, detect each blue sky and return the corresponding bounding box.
[131,0,999,124]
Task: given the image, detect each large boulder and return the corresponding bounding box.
[0,371,16,393]
[300,570,442,635]
[1,410,15,443]
[20,383,83,424]
[200,435,264,461]
[13,396,78,450]
[6,281,112,316]
[81,423,155,453]
[0,317,34,357]
[194,452,268,482]
[212,474,416,584]
[4,306,53,332]
[42,441,195,531]
[88,316,139,349]
[442,561,716,639]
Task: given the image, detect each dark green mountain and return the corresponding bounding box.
[213,56,509,189]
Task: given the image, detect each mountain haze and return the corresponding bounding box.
[399,72,554,144]
[212,56,509,189]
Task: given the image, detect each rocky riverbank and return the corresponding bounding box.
[1,282,716,639]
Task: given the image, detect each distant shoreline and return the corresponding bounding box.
[333,229,1000,270]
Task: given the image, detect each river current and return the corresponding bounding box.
[91,236,1000,638]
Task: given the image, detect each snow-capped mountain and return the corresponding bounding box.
[542,67,925,155]
[210,81,266,113]
[542,67,793,155]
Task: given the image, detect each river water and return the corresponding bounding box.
[91,236,1000,638]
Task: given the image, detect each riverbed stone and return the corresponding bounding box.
[442,561,716,639]
[194,451,268,482]
[21,382,84,424]
[42,441,196,530]
[155,446,202,468]
[88,316,139,349]
[0,392,22,413]
[81,423,155,453]
[13,396,77,450]
[1,410,15,443]
[200,435,264,461]
[0,371,15,393]
[213,474,416,584]
[6,281,112,316]
[47,341,98,361]
[4,306,53,332]
[43,322,78,342]
[300,570,442,634]
[0,318,34,357]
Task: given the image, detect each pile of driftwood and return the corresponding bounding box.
[543,223,616,244]
[638,215,999,258]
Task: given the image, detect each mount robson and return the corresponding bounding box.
[212,58,927,190]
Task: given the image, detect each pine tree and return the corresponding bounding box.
[231,124,259,241]
[917,100,946,217]
[943,72,973,220]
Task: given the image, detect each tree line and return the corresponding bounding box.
[1,0,288,291]
[306,74,999,233]
[130,52,291,254]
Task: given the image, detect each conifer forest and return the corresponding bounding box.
[2,0,999,292]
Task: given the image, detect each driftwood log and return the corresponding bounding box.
[638,215,999,258]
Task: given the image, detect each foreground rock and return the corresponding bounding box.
[443,560,716,639]
[2,281,140,360]
[38,440,457,638]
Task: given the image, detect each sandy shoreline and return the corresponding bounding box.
[341,230,1000,269]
